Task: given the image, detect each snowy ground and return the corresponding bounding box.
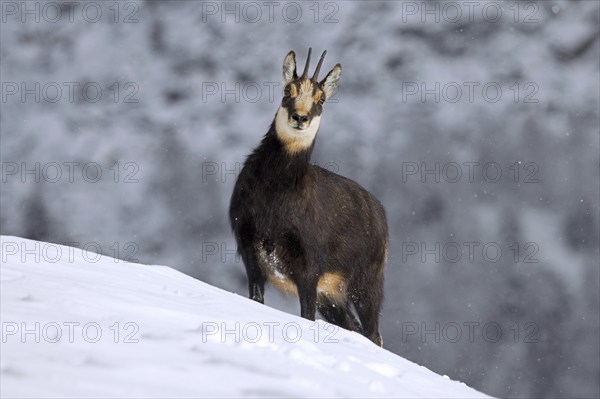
[0,236,489,398]
[2,2,599,396]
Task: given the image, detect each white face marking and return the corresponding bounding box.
[295,80,315,115]
[275,107,321,154]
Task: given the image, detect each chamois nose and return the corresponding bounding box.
[292,113,309,124]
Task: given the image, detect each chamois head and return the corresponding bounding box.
[275,48,342,154]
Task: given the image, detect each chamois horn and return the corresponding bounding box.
[301,48,312,79]
[312,50,327,82]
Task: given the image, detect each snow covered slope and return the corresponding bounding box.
[1,236,488,398]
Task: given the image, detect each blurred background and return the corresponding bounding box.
[1,1,598,397]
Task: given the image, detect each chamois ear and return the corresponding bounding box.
[283,51,297,85]
[321,64,342,99]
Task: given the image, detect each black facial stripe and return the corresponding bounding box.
[309,103,322,117]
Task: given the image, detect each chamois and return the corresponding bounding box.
[229,49,388,346]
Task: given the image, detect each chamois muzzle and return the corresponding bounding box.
[291,113,309,124]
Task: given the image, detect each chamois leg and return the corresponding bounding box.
[242,247,266,303]
[247,266,265,303]
[352,270,384,346]
[236,224,265,303]
[297,278,318,321]
[317,295,362,333]
[285,234,318,320]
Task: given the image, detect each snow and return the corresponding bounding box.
[1,236,489,398]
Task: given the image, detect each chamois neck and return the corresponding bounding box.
[250,120,314,185]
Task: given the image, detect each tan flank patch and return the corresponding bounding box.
[317,272,347,303]
[268,274,298,295]
[265,270,347,303]
[256,242,299,295]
